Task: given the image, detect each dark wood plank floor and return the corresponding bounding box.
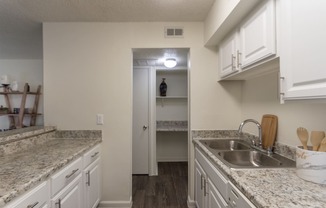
[132,162,188,208]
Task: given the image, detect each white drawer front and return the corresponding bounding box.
[51,157,83,196]
[5,181,49,208]
[195,147,228,200]
[83,145,101,168]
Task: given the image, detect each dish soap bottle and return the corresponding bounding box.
[159,78,167,96]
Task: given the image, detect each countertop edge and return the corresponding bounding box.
[0,138,101,207]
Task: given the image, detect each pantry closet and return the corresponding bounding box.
[132,48,189,175]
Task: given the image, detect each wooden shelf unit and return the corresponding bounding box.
[0,83,41,129]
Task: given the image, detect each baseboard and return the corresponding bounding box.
[187,196,196,208]
[98,199,132,208]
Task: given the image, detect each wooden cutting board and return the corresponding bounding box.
[261,114,278,149]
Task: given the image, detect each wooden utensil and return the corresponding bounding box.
[310,131,325,151]
[318,137,326,152]
[261,114,278,149]
[297,127,309,150]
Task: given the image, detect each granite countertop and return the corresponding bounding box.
[0,135,101,207]
[156,121,188,132]
[193,138,326,208]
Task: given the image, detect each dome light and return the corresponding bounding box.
[164,58,177,68]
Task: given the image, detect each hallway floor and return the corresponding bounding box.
[132,162,188,208]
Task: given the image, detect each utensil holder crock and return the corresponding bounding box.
[296,146,326,184]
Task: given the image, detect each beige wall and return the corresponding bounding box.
[204,0,240,42]
[43,22,242,204]
[240,71,326,146]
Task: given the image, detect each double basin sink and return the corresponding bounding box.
[199,139,295,169]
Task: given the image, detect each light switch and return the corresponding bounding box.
[96,114,104,125]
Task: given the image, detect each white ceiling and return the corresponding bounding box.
[0,0,215,59]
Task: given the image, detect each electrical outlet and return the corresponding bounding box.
[96,114,104,125]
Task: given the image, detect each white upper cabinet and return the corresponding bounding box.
[219,31,239,77]
[219,0,277,79]
[239,0,276,68]
[279,0,326,101]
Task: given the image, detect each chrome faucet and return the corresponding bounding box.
[238,119,262,147]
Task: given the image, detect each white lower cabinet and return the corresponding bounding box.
[83,145,101,208]
[195,147,256,208]
[195,148,228,208]
[4,181,50,208]
[207,178,228,208]
[51,174,84,208]
[228,183,255,208]
[195,160,206,208]
[3,144,101,208]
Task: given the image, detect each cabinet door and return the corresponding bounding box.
[280,0,326,100]
[84,158,101,208]
[4,181,49,208]
[51,174,83,208]
[240,0,276,68]
[219,31,239,77]
[207,178,228,208]
[195,160,206,208]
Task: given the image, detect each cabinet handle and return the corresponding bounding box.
[91,152,99,158]
[27,201,39,208]
[237,50,242,68]
[203,179,208,196]
[200,175,204,190]
[279,76,285,104]
[65,168,79,179]
[55,199,61,208]
[86,170,91,186]
[231,54,236,71]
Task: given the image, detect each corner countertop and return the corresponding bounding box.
[193,138,326,208]
[0,137,101,207]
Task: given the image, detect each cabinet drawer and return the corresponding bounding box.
[83,145,101,168]
[195,148,228,200]
[228,183,256,208]
[5,181,49,208]
[51,157,83,196]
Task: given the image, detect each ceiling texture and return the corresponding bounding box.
[0,0,215,59]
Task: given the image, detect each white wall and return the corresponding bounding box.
[43,22,242,205]
[240,71,326,147]
[204,0,240,42]
[0,59,43,130]
[156,70,188,121]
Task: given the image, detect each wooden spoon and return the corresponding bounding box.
[310,131,325,151]
[318,137,326,152]
[297,127,309,150]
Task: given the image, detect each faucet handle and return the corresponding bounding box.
[267,146,274,156]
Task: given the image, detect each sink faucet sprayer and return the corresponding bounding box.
[238,119,262,148]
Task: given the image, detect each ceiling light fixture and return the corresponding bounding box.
[164,58,177,68]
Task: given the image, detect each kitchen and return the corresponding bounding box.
[1,0,326,208]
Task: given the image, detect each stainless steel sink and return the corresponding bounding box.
[200,139,251,151]
[198,139,295,169]
[217,150,295,169]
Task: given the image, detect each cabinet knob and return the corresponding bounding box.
[143,125,148,131]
